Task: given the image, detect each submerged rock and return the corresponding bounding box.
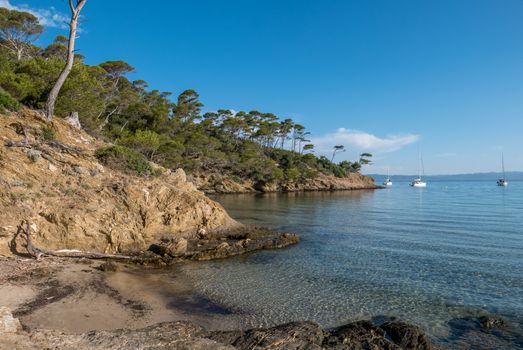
[478,316,507,330]
[324,320,396,349]
[380,321,432,350]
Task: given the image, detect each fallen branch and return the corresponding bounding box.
[5,139,81,155]
[43,140,81,155]
[5,140,31,148]
[18,219,132,260]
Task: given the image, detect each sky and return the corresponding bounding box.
[2,0,523,175]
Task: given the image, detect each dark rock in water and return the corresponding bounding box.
[478,316,507,330]
[324,320,399,349]
[380,321,432,350]
[211,321,325,349]
[446,315,523,350]
[211,320,433,350]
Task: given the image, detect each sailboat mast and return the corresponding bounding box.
[418,151,422,179]
[502,153,506,178]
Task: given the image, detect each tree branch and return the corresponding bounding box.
[19,219,132,260]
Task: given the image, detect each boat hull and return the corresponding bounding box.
[411,183,427,188]
[410,179,427,187]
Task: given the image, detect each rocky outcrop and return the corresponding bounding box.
[0,111,241,256]
[1,311,433,350]
[151,227,299,261]
[380,321,432,350]
[191,171,378,194]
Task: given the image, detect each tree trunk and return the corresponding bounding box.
[44,0,88,121]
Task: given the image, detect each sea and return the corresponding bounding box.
[176,181,523,348]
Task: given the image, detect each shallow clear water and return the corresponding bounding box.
[179,181,523,342]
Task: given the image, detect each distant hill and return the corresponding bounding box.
[366,172,523,182]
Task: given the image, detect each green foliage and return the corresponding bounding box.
[41,126,55,140]
[117,129,160,159]
[285,167,301,181]
[95,146,153,176]
[0,88,20,112]
[0,8,43,60]
[0,7,367,184]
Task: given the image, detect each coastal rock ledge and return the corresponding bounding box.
[0,111,298,258]
[1,312,432,350]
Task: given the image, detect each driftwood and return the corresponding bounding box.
[5,139,81,155]
[17,220,132,260]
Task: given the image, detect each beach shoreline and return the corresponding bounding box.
[0,256,434,349]
[1,254,519,350]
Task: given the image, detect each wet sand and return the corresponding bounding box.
[0,257,242,335]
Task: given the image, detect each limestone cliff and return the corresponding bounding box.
[0,110,239,256]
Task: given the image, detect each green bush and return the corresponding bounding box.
[270,168,285,181]
[0,88,20,112]
[41,126,56,140]
[117,129,161,159]
[285,167,301,181]
[95,146,153,176]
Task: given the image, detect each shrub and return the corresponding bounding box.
[0,88,20,112]
[285,167,301,181]
[95,146,153,176]
[270,168,285,181]
[41,126,56,141]
[117,130,161,159]
[227,175,244,184]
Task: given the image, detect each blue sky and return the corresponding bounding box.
[2,0,523,174]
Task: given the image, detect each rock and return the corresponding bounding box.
[197,227,208,239]
[0,307,21,333]
[325,320,398,349]
[211,319,433,349]
[380,321,432,350]
[97,261,119,272]
[0,303,432,350]
[171,168,187,183]
[48,162,58,172]
[170,238,188,256]
[27,149,41,162]
[210,321,325,349]
[73,165,87,175]
[64,111,82,130]
[216,242,229,251]
[193,171,377,194]
[478,316,507,330]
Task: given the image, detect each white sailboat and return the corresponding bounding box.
[383,168,392,186]
[410,152,427,188]
[497,153,508,187]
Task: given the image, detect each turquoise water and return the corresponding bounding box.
[179,182,523,344]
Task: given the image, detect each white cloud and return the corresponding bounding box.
[1,0,69,30]
[311,128,419,154]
